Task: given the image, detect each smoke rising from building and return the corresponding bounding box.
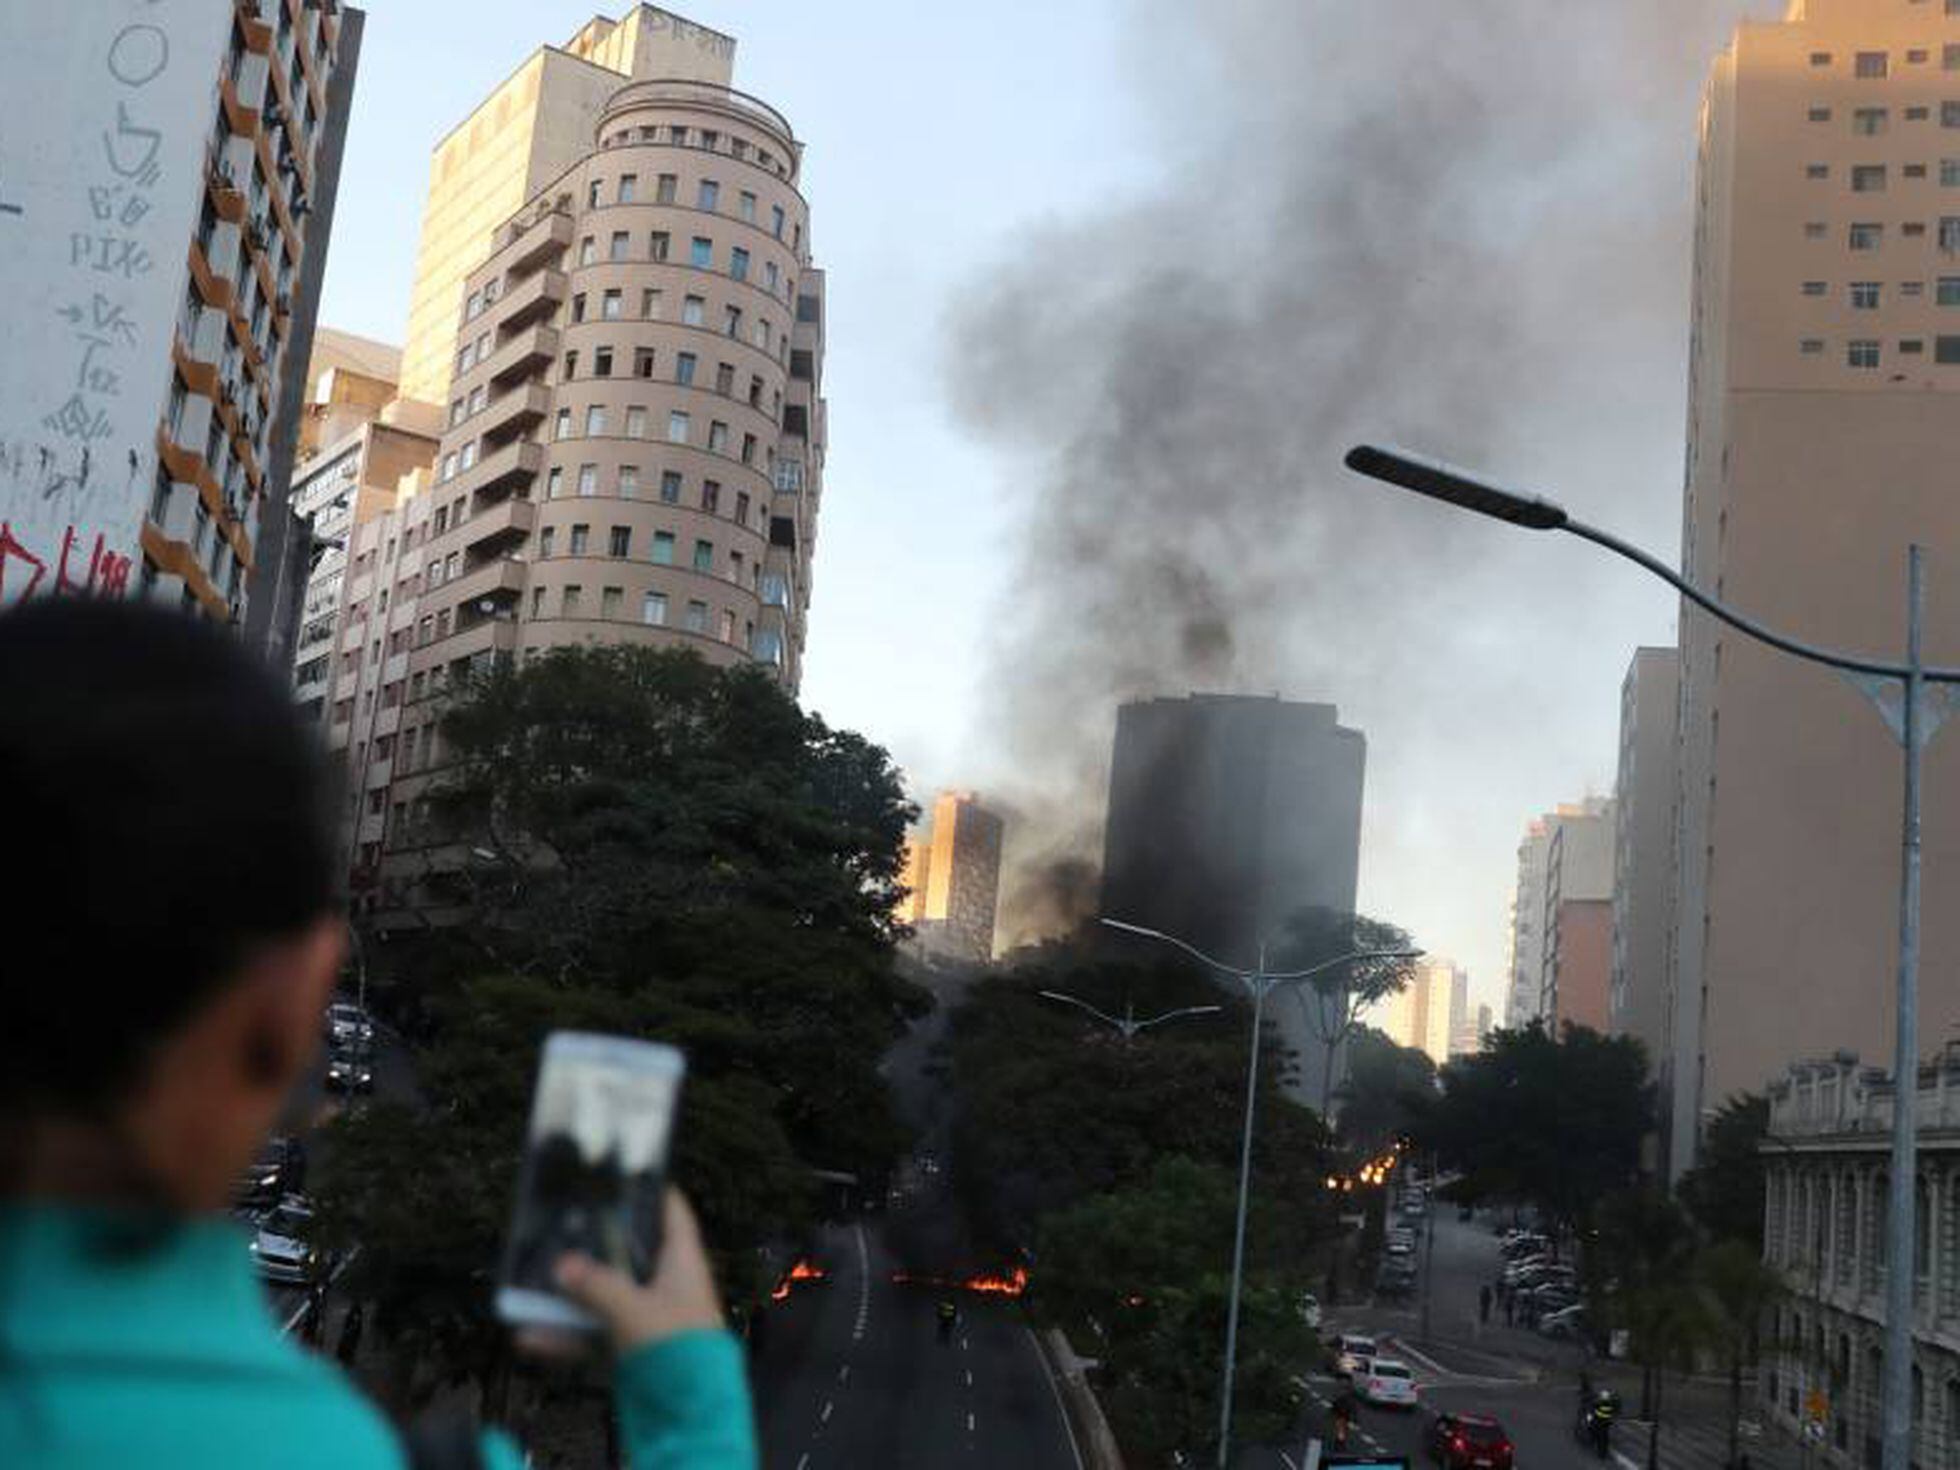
[951,0,1768,975]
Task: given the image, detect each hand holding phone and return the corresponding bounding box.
[551,1189,726,1353]
[497,1032,690,1334]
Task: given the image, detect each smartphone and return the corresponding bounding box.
[495,1031,686,1332]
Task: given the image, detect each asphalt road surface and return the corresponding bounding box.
[755,1220,1083,1470]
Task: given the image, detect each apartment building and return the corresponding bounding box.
[899,792,1007,964]
[2,2,359,640]
[1504,820,1553,1029]
[1760,1052,1960,1467]
[1375,957,1467,1068]
[1610,649,1679,1078]
[1669,0,1960,1176]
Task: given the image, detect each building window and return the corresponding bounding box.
[1939,276,1960,303]
[1947,102,1960,129]
[1908,107,1931,122]
[1902,281,1925,297]
[610,231,629,262]
[1808,106,1832,122]
[734,489,750,523]
[594,347,614,376]
[1801,280,1827,296]
[585,405,606,436]
[572,292,589,324]
[588,179,602,209]
[642,591,667,625]
[579,236,596,266]
[609,525,631,557]
[676,351,697,386]
[707,420,729,453]
[1854,108,1888,136]
[652,531,674,564]
[650,231,670,262]
[539,526,556,557]
[701,479,720,513]
[1800,338,1825,355]
[570,524,590,555]
[1901,338,1925,354]
[692,539,713,572]
[714,362,735,395]
[730,247,750,282]
[642,289,662,319]
[1806,163,1829,179]
[634,346,655,378]
[667,410,690,442]
[697,179,719,210]
[625,405,646,437]
[1906,163,1928,178]
[1851,281,1882,309]
[618,173,637,203]
[1810,51,1831,67]
[1938,336,1960,362]
[684,599,708,633]
[656,173,677,203]
[1855,52,1888,80]
[683,295,705,326]
[1852,165,1887,192]
[738,190,756,222]
[719,608,735,643]
[562,584,583,617]
[618,465,640,497]
[1850,222,1883,250]
[660,471,682,504]
[740,432,757,465]
[555,408,572,439]
[771,203,785,239]
[1848,339,1881,368]
[1905,221,1928,237]
[531,586,546,618]
[690,236,713,268]
[1943,216,1960,251]
[577,462,598,497]
[547,466,565,500]
[564,350,580,379]
[725,305,743,338]
[601,586,622,619]
[602,288,622,320]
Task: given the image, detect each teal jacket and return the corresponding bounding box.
[0,1206,757,1469]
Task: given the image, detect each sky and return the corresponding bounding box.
[319,1,1778,1020]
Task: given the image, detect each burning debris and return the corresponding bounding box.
[769,1259,828,1302]
[890,1264,1030,1299]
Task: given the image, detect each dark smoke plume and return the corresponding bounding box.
[952,0,1771,971]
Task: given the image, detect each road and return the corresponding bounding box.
[754,1220,1083,1470]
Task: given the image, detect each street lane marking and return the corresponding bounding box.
[795,1455,809,1470]
[1387,1337,1451,1379]
[852,1224,870,1342]
[837,1364,850,1383]
[960,1336,969,1351]
[1026,1327,1087,1470]
[1613,1455,1640,1470]
[965,1368,973,1388]
[967,1411,976,1433]
[820,1399,833,1424]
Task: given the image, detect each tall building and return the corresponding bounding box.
[1669,0,1960,1177]
[898,792,1006,964]
[396,7,737,407]
[287,337,439,722]
[2,3,360,641]
[1504,820,1553,1028]
[1610,648,1680,1074]
[1542,798,1615,1032]
[1100,694,1366,1104]
[321,13,824,911]
[1375,957,1466,1067]
[1451,1001,1492,1058]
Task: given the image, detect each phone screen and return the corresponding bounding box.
[496,1032,685,1330]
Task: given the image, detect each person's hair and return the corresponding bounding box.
[0,597,339,1114]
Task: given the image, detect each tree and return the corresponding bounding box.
[1425,1021,1652,1240]
[1596,1187,1715,1470]
[1337,1027,1438,1157]
[1698,1239,1784,1470]
[319,648,927,1397]
[1679,1093,1770,1253]
[1033,1157,1315,1465]
[1272,908,1420,1115]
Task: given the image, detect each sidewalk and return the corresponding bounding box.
[1585,1368,1805,1470]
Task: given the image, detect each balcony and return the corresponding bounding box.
[371,704,402,738]
[476,382,551,445]
[483,323,559,388]
[443,555,526,608]
[382,650,410,686]
[462,497,536,555]
[440,617,518,665]
[451,437,542,503]
[495,268,566,329]
[295,674,329,706]
[490,207,573,278]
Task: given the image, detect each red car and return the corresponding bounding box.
[1426,1412,1514,1469]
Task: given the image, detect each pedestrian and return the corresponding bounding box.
[337,1300,367,1367]
[1478,1283,1492,1324]
[0,599,756,1470]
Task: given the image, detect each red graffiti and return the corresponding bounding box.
[0,522,133,601]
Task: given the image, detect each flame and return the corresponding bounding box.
[770,1258,827,1302]
[890,1264,1031,1298]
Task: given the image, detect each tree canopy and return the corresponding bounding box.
[1678,1092,1770,1253]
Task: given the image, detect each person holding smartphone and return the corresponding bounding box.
[0,598,757,1470]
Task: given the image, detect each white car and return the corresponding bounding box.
[1333,1333,1377,1378]
[1355,1357,1419,1409]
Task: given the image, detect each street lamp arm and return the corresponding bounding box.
[1263,946,1424,984]
[1133,1004,1227,1031]
[1098,917,1253,978]
[1561,517,1920,682]
[1037,990,1128,1031]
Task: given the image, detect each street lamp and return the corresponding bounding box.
[1345,442,1960,1470]
[1100,915,1422,1469]
[1037,988,1224,1041]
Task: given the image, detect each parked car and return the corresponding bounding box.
[325,1045,374,1094]
[1376,1264,1417,1299]
[248,1195,326,1285]
[1356,1357,1419,1409]
[1334,1333,1378,1378]
[1427,1412,1515,1469]
[232,1135,304,1210]
[1539,1304,1590,1341]
[325,1000,374,1048]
